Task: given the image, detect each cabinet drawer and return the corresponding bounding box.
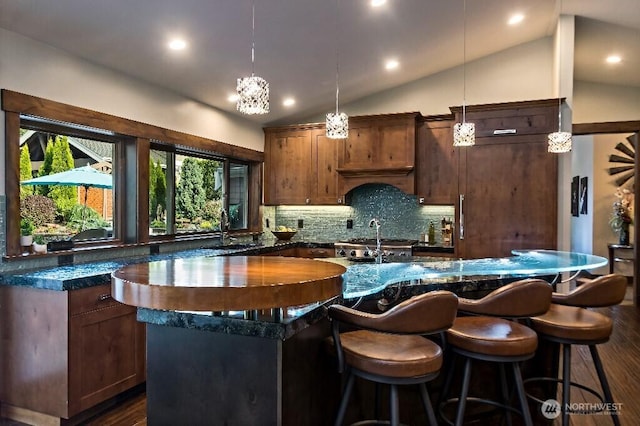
[297,247,332,258]
[69,284,120,316]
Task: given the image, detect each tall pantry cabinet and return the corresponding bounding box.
[453,99,559,259]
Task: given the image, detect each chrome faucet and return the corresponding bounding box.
[220,208,230,244]
[368,218,382,264]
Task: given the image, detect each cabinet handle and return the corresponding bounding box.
[459,194,465,240]
[98,293,113,302]
[493,129,517,135]
[305,198,310,204]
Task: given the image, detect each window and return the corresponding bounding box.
[149,145,249,236]
[18,117,119,246]
[3,90,263,257]
[229,162,249,230]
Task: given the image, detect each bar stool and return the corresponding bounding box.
[327,290,458,426]
[526,273,627,426]
[439,278,552,426]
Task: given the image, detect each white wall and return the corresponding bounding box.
[571,135,594,254]
[574,81,640,124]
[0,28,264,195]
[305,37,555,121]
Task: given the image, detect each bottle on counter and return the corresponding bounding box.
[428,221,435,245]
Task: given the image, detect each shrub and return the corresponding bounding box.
[201,199,222,223]
[21,194,57,227]
[67,204,109,231]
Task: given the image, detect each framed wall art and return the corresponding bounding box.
[571,175,579,217]
[580,176,588,215]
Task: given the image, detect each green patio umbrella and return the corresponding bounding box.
[21,165,113,231]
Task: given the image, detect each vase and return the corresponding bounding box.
[619,223,630,246]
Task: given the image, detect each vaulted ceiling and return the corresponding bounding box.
[1,0,638,126]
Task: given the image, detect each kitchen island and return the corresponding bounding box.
[112,255,347,426]
[110,249,607,426]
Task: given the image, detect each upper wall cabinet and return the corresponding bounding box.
[415,115,457,205]
[337,112,420,195]
[263,125,342,205]
[263,112,420,205]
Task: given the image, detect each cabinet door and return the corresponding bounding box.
[416,118,457,204]
[340,122,376,170]
[458,138,557,259]
[68,285,145,416]
[264,130,311,204]
[311,129,342,204]
[377,117,416,169]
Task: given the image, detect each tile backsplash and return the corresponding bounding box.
[264,184,454,243]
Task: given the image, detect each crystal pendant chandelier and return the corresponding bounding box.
[237,3,269,115]
[547,3,572,153]
[326,0,348,139]
[548,122,572,153]
[453,0,475,147]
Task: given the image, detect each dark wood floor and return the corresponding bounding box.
[3,301,639,425]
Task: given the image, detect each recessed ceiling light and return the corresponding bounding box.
[283,98,296,107]
[508,13,524,26]
[385,59,399,71]
[168,38,187,50]
[606,55,622,64]
[371,0,387,7]
[228,94,239,102]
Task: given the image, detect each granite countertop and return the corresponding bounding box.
[0,246,608,340]
[0,241,332,291]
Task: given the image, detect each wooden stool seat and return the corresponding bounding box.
[531,304,613,343]
[446,316,538,357]
[335,330,443,378]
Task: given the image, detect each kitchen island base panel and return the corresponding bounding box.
[146,320,340,426]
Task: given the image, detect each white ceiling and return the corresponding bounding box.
[0,0,638,126]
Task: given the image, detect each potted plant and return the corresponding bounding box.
[32,235,47,254]
[20,218,34,247]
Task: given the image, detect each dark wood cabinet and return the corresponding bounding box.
[264,113,420,205]
[416,115,458,205]
[0,284,145,424]
[264,126,342,205]
[295,247,333,258]
[454,99,559,259]
[337,113,419,195]
[264,129,312,205]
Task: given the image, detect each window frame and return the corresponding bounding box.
[2,89,264,257]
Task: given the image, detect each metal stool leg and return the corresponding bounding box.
[562,343,571,426]
[589,345,621,426]
[499,363,513,426]
[438,351,457,410]
[512,362,533,426]
[390,384,399,426]
[335,371,355,426]
[454,357,472,426]
[419,383,438,426]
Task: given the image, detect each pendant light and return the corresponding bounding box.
[236,2,269,115]
[548,0,572,153]
[453,0,475,147]
[326,0,348,139]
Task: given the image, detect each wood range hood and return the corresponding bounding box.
[336,112,419,197]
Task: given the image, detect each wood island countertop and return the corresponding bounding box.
[111,255,346,312]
